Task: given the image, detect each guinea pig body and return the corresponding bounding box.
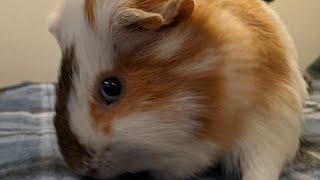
[50,0,307,179]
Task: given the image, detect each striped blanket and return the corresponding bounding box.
[0,82,319,180]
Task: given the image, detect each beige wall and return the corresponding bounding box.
[0,0,61,88]
[271,0,320,69]
[0,0,319,88]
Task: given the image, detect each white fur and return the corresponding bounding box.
[227,102,303,180]
[102,93,221,179]
[47,12,59,36]
[50,0,113,151]
[51,0,133,151]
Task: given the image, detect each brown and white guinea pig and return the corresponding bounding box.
[49,0,308,179]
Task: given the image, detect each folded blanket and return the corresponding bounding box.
[0,83,319,180]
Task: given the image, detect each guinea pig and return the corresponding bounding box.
[49,0,308,179]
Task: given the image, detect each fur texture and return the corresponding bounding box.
[50,0,307,179]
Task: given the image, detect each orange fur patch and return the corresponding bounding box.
[85,0,95,28]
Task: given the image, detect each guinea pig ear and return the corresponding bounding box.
[47,12,59,36]
[120,0,195,30]
[119,8,165,30]
[162,0,195,24]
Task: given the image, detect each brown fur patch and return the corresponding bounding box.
[85,0,95,28]
[54,46,91,171]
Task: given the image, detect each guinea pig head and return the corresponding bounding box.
[49,0,248,179]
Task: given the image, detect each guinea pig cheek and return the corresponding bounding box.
[88,98,115,135]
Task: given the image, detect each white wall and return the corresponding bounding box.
[0,0,319,87]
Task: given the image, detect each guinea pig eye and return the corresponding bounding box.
[100,77,122,105]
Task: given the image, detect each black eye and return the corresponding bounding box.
[100,77,122,105]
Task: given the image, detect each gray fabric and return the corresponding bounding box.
[0,83,319,180]
[0,84,76,179]
[0,83,55,113]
